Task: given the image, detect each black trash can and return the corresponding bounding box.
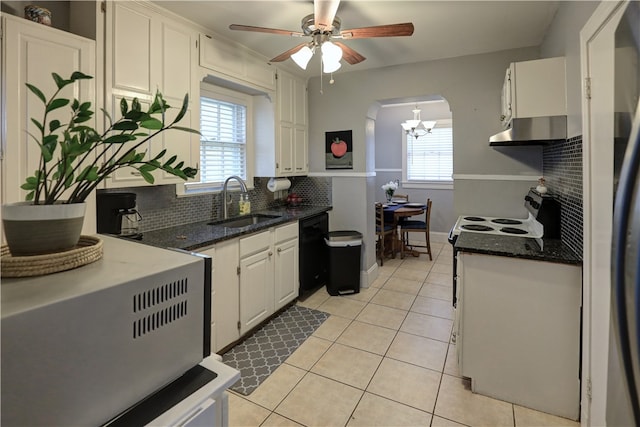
[325,231,362,296]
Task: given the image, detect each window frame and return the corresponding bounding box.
[182,82,254,195]
[401,118,454,190]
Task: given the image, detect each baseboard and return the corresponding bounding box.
[361,261,379,289]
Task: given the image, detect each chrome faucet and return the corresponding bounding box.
[222,175,248,219]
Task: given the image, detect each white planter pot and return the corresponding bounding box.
[2,202,86,256]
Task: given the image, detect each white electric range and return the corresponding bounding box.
[447,189,562,307]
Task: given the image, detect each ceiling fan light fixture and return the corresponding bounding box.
[321,40,342,63]
[322,57,341,73]
[291,45,314,70]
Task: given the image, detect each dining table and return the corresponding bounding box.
[382,202,427,258]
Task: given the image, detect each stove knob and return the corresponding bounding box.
[531,201,540,209]
[525,196,533,202]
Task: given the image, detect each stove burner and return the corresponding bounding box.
[500,227,528,235]
[461,224,494,232]
[491,218,523,225]
[463,216,486,222]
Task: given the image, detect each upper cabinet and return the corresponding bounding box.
[255,70,308,177]
[500,57,567,128]
[199,34,276,92]
[1,15,96,204]
[104,1,200,187]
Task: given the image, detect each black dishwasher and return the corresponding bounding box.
[299,213,329,297]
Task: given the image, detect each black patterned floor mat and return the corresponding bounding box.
[222,305,329,395]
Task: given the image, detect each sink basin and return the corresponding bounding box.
[208,214,281,229]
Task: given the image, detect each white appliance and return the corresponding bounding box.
[1,236,212,426]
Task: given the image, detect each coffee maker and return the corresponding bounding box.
[96,192,142,238]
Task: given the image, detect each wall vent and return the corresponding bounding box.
[132,278,189,339]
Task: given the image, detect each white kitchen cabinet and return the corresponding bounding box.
[202,222,299,352]
[239,231,274,334]
[456,251,581,420]
[104,1,200,187]
[201,240,240,353]
[199,34,276,91]
[255,70,308,177]
[274,222,299,311]
[0,14,97,234]
[501,56,566,128]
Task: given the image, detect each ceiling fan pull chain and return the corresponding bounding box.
[320,57,324,94]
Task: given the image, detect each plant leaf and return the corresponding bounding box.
[152,149,167,160]
[25,191,35,201]
[77,165,99,182]
[52,73,71,90]
[49,119,62,132]
[172,94,189,124]
[39,145,53,162]
[139,169,154,184]
[120,98,128,117]
[172,126,201,135]
[25,83,46,103]
[31,118,44,133]
[113,121,138,131]
[70,71,92,81]
[140,118,163,130]
[104,134,134,144]
[46,98,70,113]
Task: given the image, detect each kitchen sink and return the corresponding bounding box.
[207,214,281,229]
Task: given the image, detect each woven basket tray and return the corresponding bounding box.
[1,235,103,278]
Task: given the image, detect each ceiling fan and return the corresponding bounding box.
[229,0,414,73]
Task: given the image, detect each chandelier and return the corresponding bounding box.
[291,34,342,73]
[401,106,436,139]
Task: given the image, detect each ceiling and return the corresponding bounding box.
[154,1,559,77]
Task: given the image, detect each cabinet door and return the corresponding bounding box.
[108,2,159,95]
[278,124,294,175]
[274,238,299,310]
[199,34,244,78]
[212,239,241,352]
[294,127,308,174]
[239,248,274,335]
[2,15,95,205]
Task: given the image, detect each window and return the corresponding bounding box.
[185,83,253,192]
[402,119,453,189]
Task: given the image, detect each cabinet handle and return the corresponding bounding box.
[268,251,273,257]
[277,248,282,253]
[284,167,292,171]
[130,171,141,176]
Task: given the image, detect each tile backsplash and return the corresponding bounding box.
[543,135,583,259]
[97,176,332,232]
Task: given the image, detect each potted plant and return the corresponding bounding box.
[2,71,198,256]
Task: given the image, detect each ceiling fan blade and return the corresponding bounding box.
[334,42,366,65]
[270,43,308,62]
[314,0,341,31]
[340,23,414,39]
[229,24,304,37]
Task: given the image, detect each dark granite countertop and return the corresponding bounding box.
[454,232,582,265]
[131,205,332,251]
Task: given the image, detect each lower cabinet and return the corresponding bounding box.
[239,231,274,335]
[203,221,299,353]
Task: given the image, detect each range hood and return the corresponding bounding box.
[489,116,567,146]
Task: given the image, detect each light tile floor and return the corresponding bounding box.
[227,241,580,427]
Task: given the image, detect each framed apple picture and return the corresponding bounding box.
[325,130,353,169]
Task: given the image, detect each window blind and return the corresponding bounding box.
[199,96,247,184]
[406,127,453,181]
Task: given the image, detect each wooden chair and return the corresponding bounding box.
[375,202,395,265]
[400,199,433,260]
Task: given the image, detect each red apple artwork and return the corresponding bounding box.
[331,137,347,158]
